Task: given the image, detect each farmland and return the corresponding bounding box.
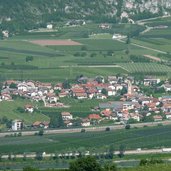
[0,22,169,83]
[119,63,171,74]
[1,125,171,154]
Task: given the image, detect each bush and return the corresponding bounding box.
[125,124,131,129]
[38,129,44,136]
[105,127,110,131]
[81,129,86,133]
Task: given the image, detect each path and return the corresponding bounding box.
[60,65,130,72]
[143,54,162,62]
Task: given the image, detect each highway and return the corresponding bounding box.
[0,120,171,138]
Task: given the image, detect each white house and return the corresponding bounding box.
[61,112,73,120]
[18,83,28,92]
[163,84,171,92]
[25,104,34,113]
[12,120,23,131]
[47,24,53,29]
[81,118,91,127]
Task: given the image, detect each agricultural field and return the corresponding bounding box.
[0,67,127,82]
[132,37,171,54]
[121,164,171,171]
[1,125,171,154]
[119,63,171,74]
[0,22,168,83]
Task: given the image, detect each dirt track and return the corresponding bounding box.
[31,39,82,46]
[144,54,162,62]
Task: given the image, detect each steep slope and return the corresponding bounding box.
[0,0,171,32]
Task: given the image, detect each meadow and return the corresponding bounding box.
[1,125,171,154]
[0,99,49,124]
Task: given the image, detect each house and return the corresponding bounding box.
[160,96,171,103]
[162,103,171,113]
[1,93,12,101]
[47,24,53,29]
[108,76,118,84]
[165,113,171,119]
[129,113,140,122]
[81,118,91,127]
[64,120,73,127]
[54,83,63,90]
[2,30,9,38]
[18,83,28,92]
[123,103,135,111]
[88,114,101,120]
[59,91,68,98]
[61,112,73,120]
[99,23,110,29]
[47,93,58,103]
[153,115,163,121]
[163,84,171,92]
[12,120,23,131]
[32,121,49,129]
[107,87,116,96]
[144,78,160,86]
[140,97,152,106]
[25,104,34,113]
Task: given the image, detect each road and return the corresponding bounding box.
[1,120,171,138]
[1,148,171,160]
[117,39,167,54]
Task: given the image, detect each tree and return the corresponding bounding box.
[107,144,114,159]
[126,35,130,44]
[38,129,44,136]
[103,162,117,171]
[120,87,127,95]
[49,114,64,128]
[105,127,110,131]
[26,56,34,62]
[101,88,108,96]
[23,166,39,171]
[69,156,102,171]
[9,83,17,89]
[35,152,43,161]
[81,46,87,51]
[125,124,131,129]
[118,145,125,158]
[62,79,71,89]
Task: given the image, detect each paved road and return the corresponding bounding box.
[1,148,171,160]
[1,120,171,138]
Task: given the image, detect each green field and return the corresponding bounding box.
[0,67,127,82]
[121,164,171,171]
[0,99,49,124]
[119,63,171,74]
[1,125,171,154]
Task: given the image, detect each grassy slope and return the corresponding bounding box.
[0,99,49,124]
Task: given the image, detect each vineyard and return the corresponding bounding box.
[119,63,171,74]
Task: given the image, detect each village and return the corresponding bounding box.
[0,75,171,131]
